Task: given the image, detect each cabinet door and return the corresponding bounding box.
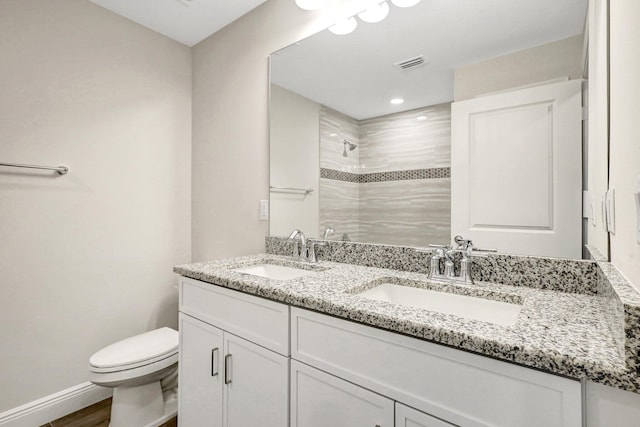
[223,333,289,427]
[179,313,224,427]
[291,360,394,427]
[396,403,456,427]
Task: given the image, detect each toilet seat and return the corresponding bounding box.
[89,327,178,374]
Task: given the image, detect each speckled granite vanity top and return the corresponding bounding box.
[174,252,640,393]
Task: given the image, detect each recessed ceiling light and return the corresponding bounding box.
[295,0,327,10]
[358,2,390,23]
[390,0,421,7]
[390,98,404,105]
[329,17,358,35]
[416,115,428,121]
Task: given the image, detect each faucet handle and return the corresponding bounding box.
[471,247,497,253]
[323,227,335,240]
[308,240,325,262]
[467,247,497,257]
[428,244,451,249]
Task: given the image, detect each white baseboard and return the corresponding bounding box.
[0,382,112,427]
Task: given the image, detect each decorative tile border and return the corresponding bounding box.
[320,167,450,184]
[320,168,359,182]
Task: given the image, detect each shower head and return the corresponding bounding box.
[342,140,358,157]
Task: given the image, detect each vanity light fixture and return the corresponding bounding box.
[390,0,421,7]
[329,16,358,35]
[295,0,327,10]
[390,98,404,105]
[358,1,390,23]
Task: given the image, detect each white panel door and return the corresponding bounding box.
[223,333,289,427]
[290,360,394,427]
[451,80,582,258]
[179,313,224,427]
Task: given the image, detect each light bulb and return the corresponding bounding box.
[358,1,390,23]
[390,0,421,7]
[390,98,404,105]
[329,17,358,35]
[295,0,327,11]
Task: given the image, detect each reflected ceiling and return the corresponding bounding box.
[271,0,587,119]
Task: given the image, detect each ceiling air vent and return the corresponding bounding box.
[393,55,427,70]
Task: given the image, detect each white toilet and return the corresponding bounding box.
[89,327,179,427]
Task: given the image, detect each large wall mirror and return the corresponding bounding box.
[269,0,609,260]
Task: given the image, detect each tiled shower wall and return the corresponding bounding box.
[320,104,451,246]
[319,107,362,241]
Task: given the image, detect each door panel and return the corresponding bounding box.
[223,333,289,427]
[179,314,224,427]
[451,79,582,258]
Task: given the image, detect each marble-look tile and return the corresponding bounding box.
[319,178,360,241]
[174,253,639,394]
[358,178,451,246]
[317,104,452,246]
[319,106,360,172]
[359,103,451,173]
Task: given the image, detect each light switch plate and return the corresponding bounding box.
[259,199,269,221]
[605,189,615,234]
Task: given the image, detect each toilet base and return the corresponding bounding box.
[109,381,178,427]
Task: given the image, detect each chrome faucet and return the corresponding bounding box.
[288,229,307,260]
[308,240,325,262]
[323,227,335,240]
[425,236,496,284]
[288,229,324,262]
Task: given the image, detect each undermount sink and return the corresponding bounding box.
[356,282,522,326]
[233,263,320,280]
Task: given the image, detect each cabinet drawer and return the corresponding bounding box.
[180,277,289,356]
[396,403,456,427]
[291,308,581,427]
[291,360,394,427]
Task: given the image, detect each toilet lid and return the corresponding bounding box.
[89,327,178,369]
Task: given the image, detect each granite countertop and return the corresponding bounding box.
[174,254,636,391]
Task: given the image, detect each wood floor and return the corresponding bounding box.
[39,398,177,427]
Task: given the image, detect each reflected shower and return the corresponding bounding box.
[342,139,358,157]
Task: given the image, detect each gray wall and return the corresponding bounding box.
[454,35,584,101]
[191,0,354,261]
[0,0,191,412]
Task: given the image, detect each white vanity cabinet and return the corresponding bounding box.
[178,278,290,427]
[291,308,582,427]
[178,277,583,427]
